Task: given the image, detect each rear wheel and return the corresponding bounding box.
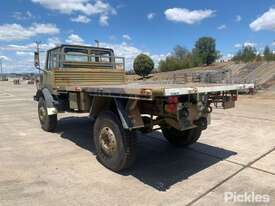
[161,125,202,147]
[38,97,57,132]
[93,111,137,172]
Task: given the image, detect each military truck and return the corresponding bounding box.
[34,44,252,171]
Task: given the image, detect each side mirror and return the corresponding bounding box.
[34,52,46,73]
[34,51,40,68]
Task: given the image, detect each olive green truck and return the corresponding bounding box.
[33,44,253,171]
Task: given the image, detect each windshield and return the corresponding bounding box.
[64,47,113,63]
[56,47,124,70]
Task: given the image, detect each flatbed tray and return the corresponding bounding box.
[61,82,254,100]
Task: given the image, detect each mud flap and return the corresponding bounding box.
[47,107,57,115]
[41,88,57,116]
[114,98,144,130]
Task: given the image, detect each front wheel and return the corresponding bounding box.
[38,98,57,132]
[93,111,137,172]
[161,125,202,147]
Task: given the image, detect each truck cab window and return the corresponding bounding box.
[90,51,112,63]
[47,50,59,70]
[47,52,51,70]
[52,53,58,68]
[64,48,88,62]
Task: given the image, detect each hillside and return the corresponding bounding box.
[127,61,275,90]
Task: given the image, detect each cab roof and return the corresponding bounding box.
[47,44,114,53]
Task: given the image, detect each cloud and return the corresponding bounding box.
[0,37,63,73]
[71,15,91,23]
[100,42,167,69]
[12,11,34,20]
[150,54,168,66]
[235,15,242,22]
[244,41,256,47]
[65,34,84,45]
[101,42,141,59]
[0,49,39,73]
[1,44,38,52]
[99,15,109,26]
[164,7,215,24]
[16,51,34,56]
[234,42,256,48]
[3,57,36,73]
[122,34,131,41]
[47,37,61,46]
[0,41,61,73]
[31,0,114,15]
[250,8,275,31]
[32,0,116,26]
[109,35,116,41]
[0,55,10,61]
[1,37,166,72]
[227,53,234,58]
[0,38,61,52]
[234,43,242,48]
[217,24,226,30]
[0,23,59,41]
[218,53,233,61]
[147,12,156,20]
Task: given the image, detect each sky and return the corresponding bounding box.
[1,0,275,73]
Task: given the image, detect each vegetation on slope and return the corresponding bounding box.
[159,37,219,72]
[232,45,275,63]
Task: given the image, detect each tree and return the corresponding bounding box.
[263,46,273,61]
[159,46,195,72]
[158,37,219,72]
[193,37,219,65]
[255,54,262,62]
[173,45,189,59]
[232,50,242,63]
[242,46,257,62]
[232,46,257,63]
[133,54,154,78]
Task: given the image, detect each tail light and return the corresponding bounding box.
[168,96,179,104]
[232,95,238,101]
[165,104,178,113]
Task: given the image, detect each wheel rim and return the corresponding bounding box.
[38,105,47,124]
[99,127,117,156]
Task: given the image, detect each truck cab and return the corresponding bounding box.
[40,44,125,92]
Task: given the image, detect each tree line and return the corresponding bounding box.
[159,37,220,72]
[132,37,275,78]
[232,45,275,63]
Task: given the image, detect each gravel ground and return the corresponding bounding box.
[0,81,274,206]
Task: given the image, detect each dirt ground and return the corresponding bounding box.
[0,81,274,206]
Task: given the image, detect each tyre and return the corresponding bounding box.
[38,97,57,132]
[161,125,202,147]
[93,111,137,172]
